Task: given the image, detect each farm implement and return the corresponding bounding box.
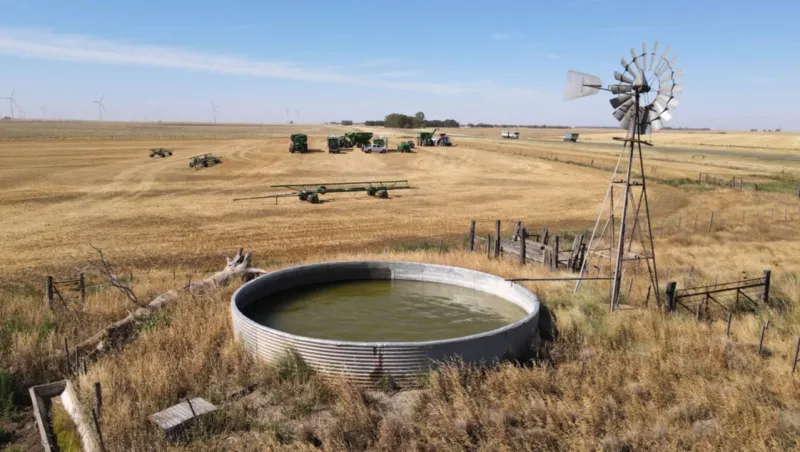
[189,153,222,168]
[416,128,455,147]
[233,180,417,204]
[150,148,173,158]
[397,140,415,153]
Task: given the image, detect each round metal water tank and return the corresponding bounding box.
[231,261,540,386]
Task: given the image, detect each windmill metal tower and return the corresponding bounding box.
[94,95,108,120]
[2,90,20,119]
[565,41,683,311]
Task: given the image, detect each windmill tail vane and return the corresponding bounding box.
[564,41,684,312]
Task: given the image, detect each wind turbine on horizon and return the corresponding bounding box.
[212,101,220,124]
[1,90,20,119]
[93,95,108,121]
[41,104,47,119]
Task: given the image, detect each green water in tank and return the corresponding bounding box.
[243,280,528,342]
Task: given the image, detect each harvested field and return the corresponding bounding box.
[2,121,800,451]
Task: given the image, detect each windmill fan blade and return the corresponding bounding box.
[631,48,642,72]
[660,110,674,122]
[610,94,633,109]
[650,118,664,131]
[621,57,638,79]
[633,70,644,88]
[609,84,632,94]
[641,42,647,72]
[619,108,635,130]
[564,70,602,100]
[653,94,671,112]
[672,69,684,79]
[613,102,634,121]
[669,56,679,68]
[667,97,680,109]
[650,41,659,71]
[614,71,634,83]
[661,84,683,93]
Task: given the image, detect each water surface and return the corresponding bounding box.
[244,280,527,342]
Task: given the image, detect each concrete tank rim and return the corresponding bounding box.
[230,260,540,347]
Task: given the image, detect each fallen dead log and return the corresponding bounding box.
[57,248,268,362]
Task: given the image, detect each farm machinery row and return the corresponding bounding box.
[291,132,421,154]
[233,180,417,204]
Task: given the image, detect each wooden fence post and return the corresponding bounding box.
[665,281,677,313]
[94,382,103,419]
[762,269,771,303]
[468,220,475,252]
[494,220,501,258]
[793,336,800,374]
[486,234,491,259]
[552,236,559,270]
[513,221,521,242]
[726,312,732,337]
[707,211,714,232]
[758,321,768,356]
[46,276,54,309]
[520,228,527,266]
[79,272,86,305]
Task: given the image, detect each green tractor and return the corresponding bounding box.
[150,148,173,158]
[189,153,222,168]
[289,134,308,153]
[397,140,415,153]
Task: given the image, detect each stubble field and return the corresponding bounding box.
[2,121,800,451]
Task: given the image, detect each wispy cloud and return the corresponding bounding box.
[543,53,562,60]
[491,33,510,41]
[0,28,537,96]
[379,71,420,78]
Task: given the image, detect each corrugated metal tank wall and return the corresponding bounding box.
[231,261,540,387]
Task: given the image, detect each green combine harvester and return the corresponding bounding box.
[397,140,415,153]
[150,148,173,158]
[233,180,417,204]
[189,154,222,168]
[289,134,308,153]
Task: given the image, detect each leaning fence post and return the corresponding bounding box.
[486,234,491,259]
[665,281,677,313]
[79,272,86,305]
[758,321,768,357]
[494,220,501,258]
[46,276,54,309]
[519,228,527,266]
[762,269,771,303]
[726,312,732,337]
[94,382,103,419]
[793,336,800,374]
[468,220,475,252]
[707,211,714,232]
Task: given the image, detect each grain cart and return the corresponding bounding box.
[416,128,438,146]
[289,134,308,153]
[363,136,388,153]
[189,154,222,168]
[563,132,579,142]
[344,132,373,148]
[150,148,173,158]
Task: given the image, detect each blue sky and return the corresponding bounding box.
[0,0,797,130]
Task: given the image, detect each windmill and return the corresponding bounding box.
[565,41,683,311]
[211,102,220,124]
[1,90,20,119]
[93,95,108,120]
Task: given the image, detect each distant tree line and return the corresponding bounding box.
[365,112,460,128]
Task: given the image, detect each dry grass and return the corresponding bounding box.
[2,121,800,451]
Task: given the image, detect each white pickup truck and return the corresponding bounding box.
[362,136,388,153]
